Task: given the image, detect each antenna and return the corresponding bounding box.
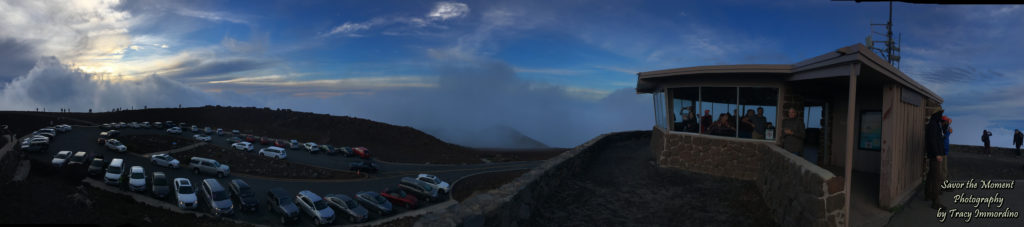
[865,1,901,68]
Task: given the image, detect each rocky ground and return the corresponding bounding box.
[452,169,529,202]
[528,137,778,227]
[168,144,363,180]
[0,157,253,226]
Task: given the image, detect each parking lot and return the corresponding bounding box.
[21,125,539,226]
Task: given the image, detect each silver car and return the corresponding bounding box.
[201,178,234,216]
[189,157,230,178]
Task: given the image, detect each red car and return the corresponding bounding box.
[273,140,288,147]
[352,147,371,159]
[245,135,257,142]
[380,188,418,209]
[260,137,272,145]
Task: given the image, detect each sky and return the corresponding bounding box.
[0,0,1022,148]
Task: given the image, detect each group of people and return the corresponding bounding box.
[979,129,1024,156]
[675,106,772,139]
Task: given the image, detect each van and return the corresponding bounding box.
[399,177,439,202]
[201,178,234,216]
[189,157,230,178]
[105,158,125,185]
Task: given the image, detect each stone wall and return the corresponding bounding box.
[414,131,650,227]
[757,144,846,227]
[656,127,766,181]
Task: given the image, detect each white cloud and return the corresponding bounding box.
[0,0,134,68]
[428,2,470,21]
[174,8,249,25]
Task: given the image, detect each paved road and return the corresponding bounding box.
[21,125,540,226]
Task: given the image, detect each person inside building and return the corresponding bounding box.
[1013,129,1023,157]
[752,107,767,140]
[925,108,947,209]
[781,107,805,154]
[700,110,713,134]
[739,109,755,138]
[679,107,699,133]
[708,113,736,137]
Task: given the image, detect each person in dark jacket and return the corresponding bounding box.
[1013,129,1023,156]
[941,116,952,190]
[925,108,947,210]
[700,110,712,134]
[982,129,993,154]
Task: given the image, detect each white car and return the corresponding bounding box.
[416,174,451,194]
[55,124,72,132]
[303,142,320,153]
[51,150,73,167]
[167,127,182,134]
[191,125,199,132]
[203,127,213,134]
[129,122,140,128]
[150,153,180,168]
[216,128,224,135]
[231,142,254,152]
[193,134,212,142]
[105,139,127,152]
[129,166,147,192]
[231,129,240,134]
[296,190,335,225]
[174,178,199,210]
[259,146,287,159]
[105,158,125,185]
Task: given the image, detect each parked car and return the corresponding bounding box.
[117,122,126,128]
[216,128,224,136]
[245,135,258,143]
[55,124,72,132]
[200,178,234,216]
[225,136,243,143]
[166,127,182,134]
[231,129,240,134]
[324,194,369,223]
[231,142,254,152]
[150,153,180,168]
[67,151,89,167]
[129,166,147,192]
[355,191,393,215]
[381,188,419,209]
[189,157,230,178]
[258,146,287,159]
[191,125,199,132]
[349,161,379,173]
[267,187,301,224]
[174,178,199,210]
[352,147,371,159]
[227,179,258,212]
[20,136,49,152]
[104,158,125,185]
[106,130,121,138]
[203,127,213,135]
[296,190,335,225]
[320,145,338,155]
[151,172,170,199]
[416,174,451,195]
[303,142,320,153]
[338,147,354,156]
[259,137,272,145]
[32,129,55,139]
[141,122,151,128]
[399,177,439,202]
[101,123,112,129]
[105,139,127,152]
[193,134,212,142]
[51,150,73,168]
[128,122,139,128]
[289,140,301,150]
[273,139,288,148]
[87,157,106,177]
[153,122,163,128]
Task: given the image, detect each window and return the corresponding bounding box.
[657,86,778,140]
[652,91,668,129]
[670,87,700,133]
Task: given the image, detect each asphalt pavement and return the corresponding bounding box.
[21,125,540,226]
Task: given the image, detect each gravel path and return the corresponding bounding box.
[529,137,777,226]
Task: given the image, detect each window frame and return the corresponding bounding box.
[660,84,782,142]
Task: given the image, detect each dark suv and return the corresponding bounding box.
[228,179,258,212]
[267,187,301,224]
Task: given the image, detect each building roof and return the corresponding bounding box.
[635,43,943,103]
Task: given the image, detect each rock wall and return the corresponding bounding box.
[757,144,846,227]
[656,127,765,180]
[414,131,650,227]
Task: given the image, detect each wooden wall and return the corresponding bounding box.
[878,82,927,208]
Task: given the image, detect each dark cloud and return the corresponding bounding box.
[0,38,39,83]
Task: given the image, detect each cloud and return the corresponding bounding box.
[0,38,39,82]
[0,57,253,111]
[0,0,134,68]
[174,8,250,25]
[158,58,275,81]
[428,2,470,21]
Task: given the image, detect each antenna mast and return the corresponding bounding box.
[865,1,901,68]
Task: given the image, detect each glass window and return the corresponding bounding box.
[739,87,779,140]
[701,87,738,137]
[652,91,668,129]
[670,87,700,133]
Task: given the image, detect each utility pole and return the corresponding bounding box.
[865,1,901,68]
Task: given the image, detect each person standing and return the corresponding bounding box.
[752,107,767,140]
[739,110,756,138]
[941,116,952,190]
[700,110,712,134]
[781,107,805,154]
[982,130,993,155]
[925,108,947,210]
[1013,129,1023,157]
